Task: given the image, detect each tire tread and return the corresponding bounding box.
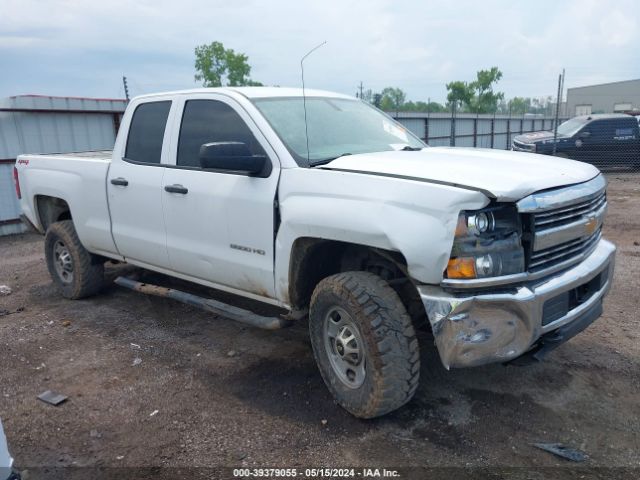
[44,220,104,299]
[310,271,420,418]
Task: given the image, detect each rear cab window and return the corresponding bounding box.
[125,101,172,164]
[614,118,638,140]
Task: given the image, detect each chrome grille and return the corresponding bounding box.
[533,191,606,230]
[512,140,535,152]
[517,175,608,275]
[529,230,601,272]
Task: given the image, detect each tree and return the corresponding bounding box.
[446,67,504,113]
[424,101,446,112]
[445,80,474,110]
[194,41,262,87]
[379,87,407,115]
[356,88,374,103]
[498,96,555,115]
[473,67,504,113]
[532,96,554,115]
[399,100,446,112]
[507,97,530,114]
[373,88,445,113]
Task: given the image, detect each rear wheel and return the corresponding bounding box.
[44,220,104,299]
[309,271,420,418]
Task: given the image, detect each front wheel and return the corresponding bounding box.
[309,272,420,418]
[44,220,104,299]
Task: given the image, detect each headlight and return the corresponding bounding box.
[446,204,524,279]
[467,212,494,235]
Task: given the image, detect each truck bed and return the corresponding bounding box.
[21,150,113,161]
[17,149,117,257]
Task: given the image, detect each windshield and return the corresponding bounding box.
[556,117,588,137]
[252,97,426,165]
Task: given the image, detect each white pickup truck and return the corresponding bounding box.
[14,87,615,418]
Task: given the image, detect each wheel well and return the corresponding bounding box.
[288,238,427,325]
[36,195,72,231]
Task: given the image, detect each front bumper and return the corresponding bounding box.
[419,238,616,369]
[511,142,536,152]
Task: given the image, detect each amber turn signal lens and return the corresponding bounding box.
[454,214,467,237]
[447,257,476,279]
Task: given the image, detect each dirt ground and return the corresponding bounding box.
[1,175,639,479]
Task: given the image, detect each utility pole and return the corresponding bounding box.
[552,73,562,156]
[559,68,565,117]
[122,76,130,102]
[358,81,364,100]
[450,101,456,147]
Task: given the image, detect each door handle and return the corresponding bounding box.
[164,184,188,194]
[110,177,129,186]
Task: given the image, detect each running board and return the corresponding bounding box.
[114,276,290,330]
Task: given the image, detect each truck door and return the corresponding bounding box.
[573,121,601,166]
[578,119,629,169]
[611,119,640,168]
[161,96,280,298]
[107,100,173,268]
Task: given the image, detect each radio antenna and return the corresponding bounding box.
[301,41,326,164]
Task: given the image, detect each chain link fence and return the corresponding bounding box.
[393,111,640,173]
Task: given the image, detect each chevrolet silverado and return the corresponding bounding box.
[14,87,616,418]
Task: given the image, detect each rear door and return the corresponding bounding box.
[161,95,280,298]
[611,118,640,167]
[579,119,636,169]
[107,99,173,268]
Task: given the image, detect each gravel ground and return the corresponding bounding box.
[0,175,639,479]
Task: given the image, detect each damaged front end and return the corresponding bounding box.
[418,182,617,369]
[423,203,533,368]
[418,238,615,369]
[419,285,538,368]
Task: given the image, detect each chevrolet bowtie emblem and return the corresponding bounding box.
[584,215,598,235]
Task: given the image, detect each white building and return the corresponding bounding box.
[566,79,640,116]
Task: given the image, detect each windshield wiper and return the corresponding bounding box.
[309,153,352,167]
[400,145,422,151]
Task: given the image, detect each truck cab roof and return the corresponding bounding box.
[574,113,635,123]
[133,86,354,102]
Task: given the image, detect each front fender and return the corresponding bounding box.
[274,168,489,302]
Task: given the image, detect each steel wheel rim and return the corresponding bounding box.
[323,306,366,389]
[53,240,74,283]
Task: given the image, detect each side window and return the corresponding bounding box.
[593,120,616,141]
[582,120,601,140]
[614,120,636,140]
[177,100,265,168]
[125,101,171,164]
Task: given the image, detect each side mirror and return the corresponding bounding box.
[199,142,267,176]
[579,131,591,138]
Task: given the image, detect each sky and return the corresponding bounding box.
[1,0,638,104]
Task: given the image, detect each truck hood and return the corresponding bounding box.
[514,131,560,144]
[321,147,600,201]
